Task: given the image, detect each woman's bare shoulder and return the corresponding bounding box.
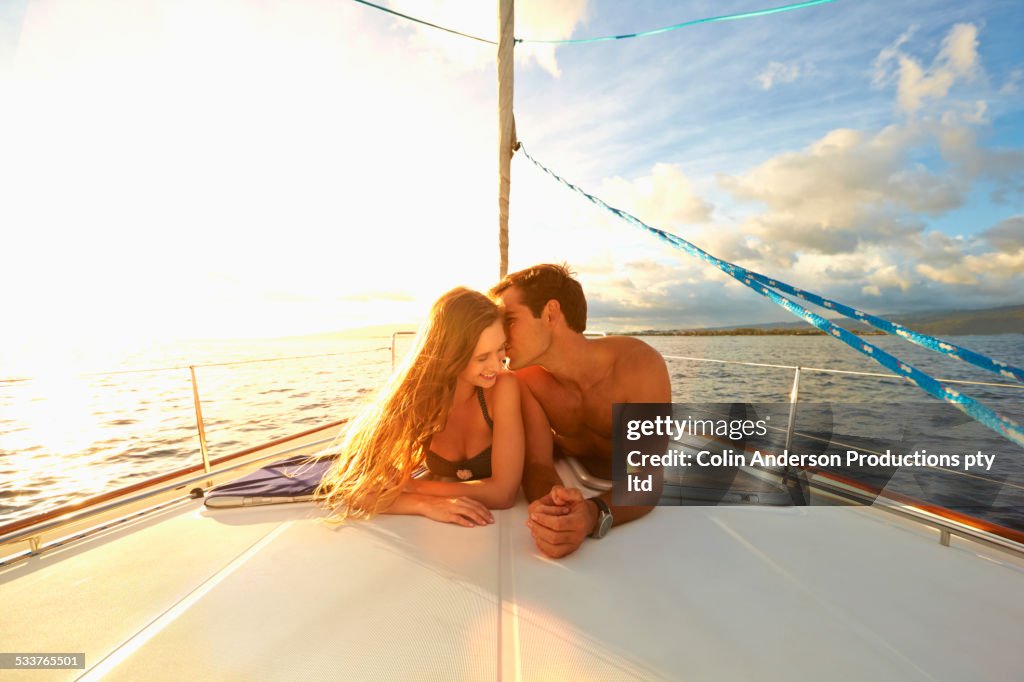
[487,372,520,409]
[493,371,520,393]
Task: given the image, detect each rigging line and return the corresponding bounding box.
[517,0,837,44]
[350,0,497,45]
[351,0,836,48]
[740,273,1024,383]
[517,145,1024,450]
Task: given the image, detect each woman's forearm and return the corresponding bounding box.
[380,492,429,516]
[410,478,518,509]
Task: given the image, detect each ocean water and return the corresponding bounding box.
[1,333,1021,529]
[0,335,396,526]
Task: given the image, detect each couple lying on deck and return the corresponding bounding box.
[316,264,670,558]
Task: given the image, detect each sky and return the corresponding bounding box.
[0,0,1022,361]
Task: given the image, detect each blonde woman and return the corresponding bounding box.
[317,287,524,526]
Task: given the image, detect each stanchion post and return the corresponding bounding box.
[189,366,212,477]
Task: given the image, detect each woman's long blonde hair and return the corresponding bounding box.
[316,287,500,520]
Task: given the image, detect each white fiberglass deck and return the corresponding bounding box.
[2,462,1023,681]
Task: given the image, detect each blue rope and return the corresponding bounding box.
[517,144,1024,450]
[517,0,837,45]
[741,273,1024,384]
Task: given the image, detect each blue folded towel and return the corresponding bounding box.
[204,453,338,508]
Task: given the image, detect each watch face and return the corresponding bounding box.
[596,513,612,538]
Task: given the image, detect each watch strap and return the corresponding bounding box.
[589,496,612,538]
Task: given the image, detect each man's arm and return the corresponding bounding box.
[517,377,564,502]
[527,343,672,557]
[607,342,673,520]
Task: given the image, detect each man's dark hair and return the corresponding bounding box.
[489,263,587,333]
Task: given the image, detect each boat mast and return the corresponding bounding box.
[497,0,515,279]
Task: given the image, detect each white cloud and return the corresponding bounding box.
[874,23,980,114]
[516,0,588,78]
[672,22,1024,317]
[787,250,915,299]
[1000,68,1023,94]
[717,124,955,256]
[868,264,915,292]
[862,284,881,297]
[601,163,713,227]
[687,228,761,268]
[916,244,1024,287]
[756,61,801,90]
[915,262,977,286]
[965,249,1024,280]
[982,216,1024,251]
[872,26,916,85]
[942,22,981,74]
[934,121,1024,192]
[940,100,988,126]
[717,37,1023,262]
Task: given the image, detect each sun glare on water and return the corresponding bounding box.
[0,361,115,506]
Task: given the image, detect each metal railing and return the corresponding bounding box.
[2,342,1021,562]
[391,331,417,369]
[661,354,1024,390]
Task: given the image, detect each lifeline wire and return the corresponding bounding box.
[350,0,836,47]
[351,0,497,45]
[518,0,837,44]
[517,144,1024,450]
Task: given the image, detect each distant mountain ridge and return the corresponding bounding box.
[628,304,1024,336]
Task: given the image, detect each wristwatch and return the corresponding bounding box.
[589,497,613,539]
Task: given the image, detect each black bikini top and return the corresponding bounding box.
[424,386,493,481]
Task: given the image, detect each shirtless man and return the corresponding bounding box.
[490,264,671,558]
